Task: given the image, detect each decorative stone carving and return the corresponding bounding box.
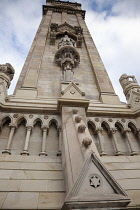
[55,44,80,81]
[58,35,76,49]
[82,137,92,148]
[94,118,99,122]
[13,114,19,118]
[78,124,86,133]
[29,114,34,119]
[75,116,82,123]
[72,108,78,114]
[121,119,126,123]
[44,115,49,119]
[0,63,15,80]
[119,73,140,102]
[50,23,58,45]
[50,22,83,47]
[89,174,101,188]
[119,74,138,89]
[108,118,113,122]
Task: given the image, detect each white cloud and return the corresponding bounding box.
[0,0,140,103]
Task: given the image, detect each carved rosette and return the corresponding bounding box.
[0,63,15,81]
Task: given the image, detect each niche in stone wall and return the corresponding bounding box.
[101,122,115,156]
[128,122,140,154]
[115,122,130,156]
[0,117,11,154]
[46,121,59,156]
[11,119,26,155]
[88,122,100,154]
[29,121,42,155]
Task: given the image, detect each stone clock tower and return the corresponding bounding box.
[0,0,140,209]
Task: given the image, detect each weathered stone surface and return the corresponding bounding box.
[2,192,39,209]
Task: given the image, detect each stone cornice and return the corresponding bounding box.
[43,5,86,19]
[0,96,139,117]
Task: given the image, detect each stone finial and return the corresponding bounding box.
[0,63,15,81]
[119,73,140,102]
[119,74,138,90]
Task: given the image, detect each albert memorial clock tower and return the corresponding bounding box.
[0,0,140,209]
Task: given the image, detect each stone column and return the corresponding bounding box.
[96,127,107,156]
[39,126,48,156]
[57,127,62,156]
[2,124,17,155]
[21,126,32,155]
[124,129,138,155]
[110,128,123,156]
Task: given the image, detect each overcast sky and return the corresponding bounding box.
[0,0,140,102]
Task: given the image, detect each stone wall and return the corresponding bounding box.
[102,156,140,208]
[0,155,65,209]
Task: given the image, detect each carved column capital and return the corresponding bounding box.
[41,126,48,132]
[26,126,33,131]
[96,127,103,133]
[110,128,117,134]
[123,128,131,134]
[9,123,17,129]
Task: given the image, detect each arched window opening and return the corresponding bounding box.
[29,121,42,155]
[115,122,130,155]
[128,122,140,154]
[11,119,26,155]
[46,122,59,156]
[101,122,115,156]
[88,122,100,154]
[0,117,11,154]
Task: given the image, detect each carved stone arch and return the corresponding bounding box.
[57,22,77,36]
[115,121,125,133]
[50,22,83,47]
[16,116,28,126]
[32,117,43,127]
[127,121,138,134]
[0,115,12,128]
[101,120,111,132]
[48,118,59,129]
[87,119,97,131]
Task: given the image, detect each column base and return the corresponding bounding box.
[131,151,139,156]
[116,151,123,156]
[21,150,29,156]
[57,151,61,156]
[39,151,47,156]
[2,149,11,155]
[100,152,107,156]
